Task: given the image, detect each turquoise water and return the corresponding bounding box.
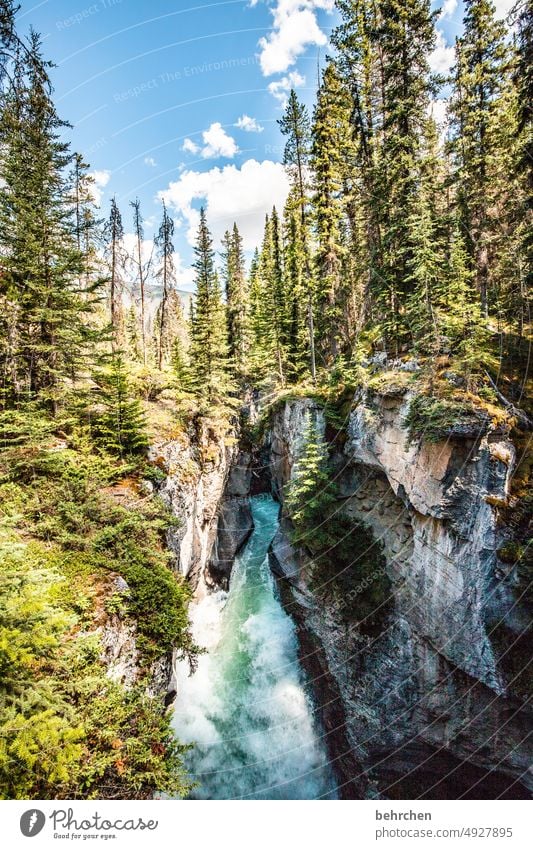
[172,495,336,799]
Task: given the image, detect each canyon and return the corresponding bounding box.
[151,379,532,800]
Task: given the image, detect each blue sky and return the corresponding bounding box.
[17,0,514,289]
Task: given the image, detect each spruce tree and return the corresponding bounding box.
[283,195,308,382]
[284,411,336,547]
[154,201,175,370]
[221,223,251,382]
[95,353,148,456]
[0,34,97,413]
[188,209,230,402]
[130,198,150,366]
[449,0,509,317]
[312,61,353,361]
[377,0,437,353]
[279,90,316,380]
[104,197,126,348]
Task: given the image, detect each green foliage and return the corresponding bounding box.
[0,427,195,800]
[222,223,251,381]
[405,394,486,443]
[93,354,148,457]
[284,411,391,631]
[188,208,232,402]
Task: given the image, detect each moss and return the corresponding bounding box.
[405,394,487,443]
[497,542,526,564]
[366,369,416,396]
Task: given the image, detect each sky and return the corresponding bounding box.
[16,0,516,290]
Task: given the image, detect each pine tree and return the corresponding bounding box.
[71,153,100,293]
[0,34,97,413]
[332,0,386,325]
[221,223,251,382]
[282,196,308,382]
[188,208,230,401]
[130,198,151,365]
[154,201,175,370]
[312,61,353,361]
[284,411,336,547]
[377,0,437,353]
[248,247,271,379]
[449,0,510,317]
[104,197,126,348]
[279,90,316,380]
[154,288,187,374]
[95,353,148,456]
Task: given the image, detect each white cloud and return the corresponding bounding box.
[268,70,305,104]
[144,156,157,167]
[438,0,457,19]
[429,98,449,137]
[89,169,111,206]
[158,158,290,251]
[493,0,515,19]
[235,114,265,133]
[258,0,334,76]
[183,138,200,155]
[182,124,239,159]
[429,29,455,75]
[201,122,239,159]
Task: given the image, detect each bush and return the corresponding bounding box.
[0,430,195,800]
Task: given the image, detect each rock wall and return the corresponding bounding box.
[267,391,533,798]
[152,422,245,596]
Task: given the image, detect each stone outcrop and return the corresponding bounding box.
[152,421,242,595]
[266,389,533,799]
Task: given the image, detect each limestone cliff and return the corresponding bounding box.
[152,420,250,596]
[267,389,532,799]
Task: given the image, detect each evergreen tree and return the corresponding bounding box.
[312,61,353,361]
[154,201,175,370]
[130,198,150,365]
[284,411,336,547]
[104,197,126,348]
[221,223,251,381]
[377,0,437,353]
[188,209,230,401]
[279,90,316,380]
[70,153,100,293]
[154,288,187,374]
[282,195,308,381]
[449,0,509,316]
[95,353,148,456]
[0,35,97,413]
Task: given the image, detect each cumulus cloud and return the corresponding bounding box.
[144,156,157,167]
[439,0,457,19]
[88,170,111,206]
[201,122,239,159]
[158,159,290,251]
[268,70,305,104]
[429,29,455,75]
[235,114,265,133]
[429,98,449,137]
[183,138,200,154]
[493,0,515,19]
[182,124,239,159]
[257,0,334,76]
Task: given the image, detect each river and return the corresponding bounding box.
[172,494,337,799]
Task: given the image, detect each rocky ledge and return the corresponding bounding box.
[267,390,532,799]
